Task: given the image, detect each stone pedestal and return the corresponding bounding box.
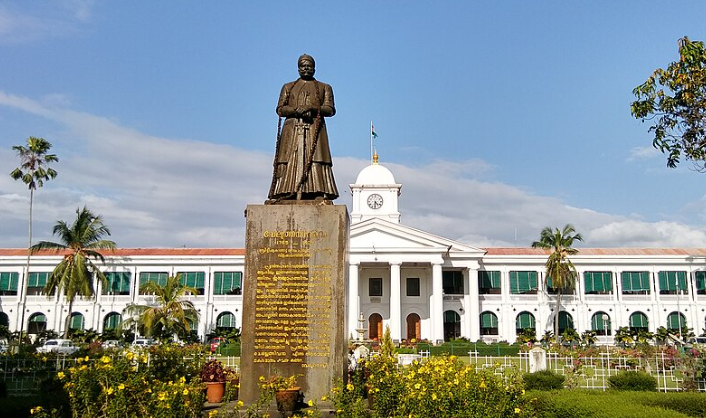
[529,347,547,373]
[240,204,349,404]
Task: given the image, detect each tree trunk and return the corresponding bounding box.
[555,290,563,344]
[64,299,74,339]
[18,189,34,346]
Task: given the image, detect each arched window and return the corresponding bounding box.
[444,310,461,341]
[0,312,9,328]
[406,313,421,341]
[28,312,47,334]
[368,313,383,341]
[480,311,498,336]
[667,312,687,331]
[558,311,574,334]
[591,312,611,336]
[629,312,649,332]
[515,311,535,335]
[70,313,85,331]
[103,312,122,331]
[216,312,236,330]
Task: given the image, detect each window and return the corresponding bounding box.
[28,313,47,334]
[216,312,236,329]
[442,271,464,295]
[0,272,19,295]
[509,271,538,294]
[139,272,168,294]
[103,272,131,295]
[480,311,498,335]
[103,312,121,331]
[696,272,706,295]
[177,272,205,295]
[547,275,575,294]
[69,313,85,331]
[621,271,651,295]
[591,312,611,336]
[369,278,383,297]
[629,312,649,332]
[479,271,501,294]
[658,271,688,295]
[667,312,687,331]
[406,277,420,297]
[584,271,613,295]
[558,312,574,334]
[27,272,50,295]
[444,310,461,340]
[516,312,535,334]
[213,272,242,295]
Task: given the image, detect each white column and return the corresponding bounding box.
[347,263,360,339]
[431,263,444,343]
[389,263,401,341]
[467,268,480,341]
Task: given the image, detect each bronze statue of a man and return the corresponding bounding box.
[268,54,339,202]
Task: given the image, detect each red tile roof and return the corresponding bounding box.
[482,248,706,256]
[0,248,245,257]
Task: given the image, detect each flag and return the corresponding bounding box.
[371,122,378,139]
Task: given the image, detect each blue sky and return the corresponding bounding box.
[2,1,706,248]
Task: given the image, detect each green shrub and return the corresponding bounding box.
[608,371,657,392]
[523,370,565,391]
[217,342,241,356]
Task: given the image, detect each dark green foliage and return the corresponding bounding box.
[530,390,706,418]
[0,379,6,398]
[523,370,565,391]
[608,371,657,392]
[419,340,520,356]
[217,342,241,356]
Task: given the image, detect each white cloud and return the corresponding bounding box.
[0,2,92,44]
[2,92,706,249]
[627,146,659,161]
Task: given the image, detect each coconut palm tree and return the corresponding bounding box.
[10,137,58,340]
[31,207,116,338]
[531,224,583,344]
[123,274,199,342]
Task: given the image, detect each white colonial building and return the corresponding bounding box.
[1,158,706,344]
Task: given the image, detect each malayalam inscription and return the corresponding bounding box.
[253,229,332,367]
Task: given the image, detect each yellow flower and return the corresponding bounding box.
[208,410,218,417]
[57,371,65,380]
[85,356,90,362]
[30,406,43,414]
[118,384,125,390]
[237,401,244,407]
[126,352,134,361]
[515,407,521,414]
[180,376,186,384]
[346,383,354,391]
[158,392,167,401]
[41,357,47,362]
[320,396,327,402]
[432,393,438,401]
[308,400,314,407]
[183,389,189,395]
[105,387,114,395]
[101,356,111,364]
[414,383,421,390]
[479,381,486,389]
[146,388,152,393]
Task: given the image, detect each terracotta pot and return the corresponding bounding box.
[206,381,225,403]
[275,387,300,413]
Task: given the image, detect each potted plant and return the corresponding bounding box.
[200,359,226,403]
[259,374,300,414]
[224,367,240,401]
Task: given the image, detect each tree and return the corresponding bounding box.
[31,207,116,338]
[10,137,58,340]
[631,36,706,171]
[123,274,199,342]
[531,224,583,343]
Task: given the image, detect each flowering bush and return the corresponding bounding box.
[258,374,299,392]
[31,346,206,418]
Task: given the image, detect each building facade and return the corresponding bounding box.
[1,160,705,344]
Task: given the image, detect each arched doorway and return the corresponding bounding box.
[406,313,421,341]
[629,312,649,332]
[591,312,611,336]
[69,313,85,331]
[0,312,9,328]
[216,312,236,330]
[28,312,47,334]
[558,311,574,334]
[480,311,499,336]
[103,312,122,331]
[443,310,461,341]
[515,311,535,336]
[368,313,383,341]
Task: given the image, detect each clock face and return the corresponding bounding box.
[367,193,384,209]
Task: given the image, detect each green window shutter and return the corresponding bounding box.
[30,314,47,323]
[217,312,235,328]
[0,272,18,291]
[104,313,121,330]
[70,314,84,330]
[481,312,497,328]
[696,272,706,292]
[659,271,688,292]
[621,272,632,292]
[104,272,131,294]
[630,313,648,329]
[510,271,537,294]
[516,312,535,329]
[479,271,500,289]
[140,272,168,287]
[178,272,205,289]
[28,272,49,288]
[558,312,574,330]
[586,272,612,293]
[591,313,607,331]
[667,313,686,330]
[213,272,241,295]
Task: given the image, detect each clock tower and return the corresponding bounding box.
[349,153,402,224]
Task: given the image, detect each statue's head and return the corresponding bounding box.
[298,54,315,80]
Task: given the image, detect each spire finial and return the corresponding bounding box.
[373,151,379,164]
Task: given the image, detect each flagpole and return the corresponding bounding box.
[370,121,373,163]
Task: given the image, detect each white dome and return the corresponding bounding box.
[354,163,397,185]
